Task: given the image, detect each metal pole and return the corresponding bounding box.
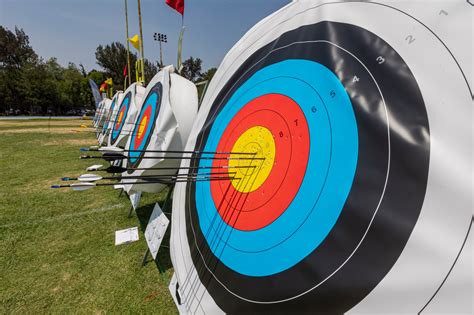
[124,0,132,86]
[137,0,146,84]
[159,41,163,68]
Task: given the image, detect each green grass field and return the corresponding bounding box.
[0,119,177,314]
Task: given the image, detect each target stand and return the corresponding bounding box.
[141,184,174,273]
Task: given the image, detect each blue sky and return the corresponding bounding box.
[0,0,290,72]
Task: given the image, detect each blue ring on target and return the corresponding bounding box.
[194,60,358,276]
[111,95,130,142]
[129,92,159,163]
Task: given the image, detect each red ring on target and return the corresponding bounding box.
[115,106,126,130]
[134,106,152,149]
[210,93,310,231]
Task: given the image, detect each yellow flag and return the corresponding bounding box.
[128,34,141,51]
[105,78,113,85]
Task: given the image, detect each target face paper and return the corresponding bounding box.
[170,1,472,314]
[95,98,112,138]
[109,83,145,148]
[99,92,123,145]
[127,82,163,169]
[121,66,198,194]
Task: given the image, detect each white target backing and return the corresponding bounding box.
[122,66,198,194]
[170,1,472,314]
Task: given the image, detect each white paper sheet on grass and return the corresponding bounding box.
[115,227,139,245]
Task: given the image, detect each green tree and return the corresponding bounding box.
[87,69,105,86]
[144,59,159,84]
[199,67,217,83]
[0,26,38,113]
[22,61,59,114]
[181,56,202,82]
[95,42,158,90]
[95,42,130,90]
[0,26,37,69]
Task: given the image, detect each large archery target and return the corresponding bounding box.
[171,1,472,314]
[96,98,111,138]
[110,91,131,145]
[109,84,145,148]
[127,82,162,170]
[121,67,198,195]
[101,95,117,135]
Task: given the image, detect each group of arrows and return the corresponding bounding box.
[52,146,256,191]
[50,66,259,216]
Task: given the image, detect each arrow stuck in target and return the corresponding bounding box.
[51,176,240,191]
[80,146,257,155]
[80,153,265,162]
[61,171,235,182]
[86,164,256,174]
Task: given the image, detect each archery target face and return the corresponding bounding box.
[96,99,111,137]
[110,91,131,145]
[171,1,472,314]
[101,95,117,135]
[127,82,163,170]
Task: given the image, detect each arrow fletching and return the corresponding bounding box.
[86,164,103,171]
[71,183,96,191]
[78,174,103,182]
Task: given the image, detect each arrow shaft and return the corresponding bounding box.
[67,171,236,182]
[82,155,264,161]
[95,148,256,155]
[102,165,255,173]
[54,176,239,188]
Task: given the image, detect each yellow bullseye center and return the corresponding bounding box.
[228,126,275,193]
[117,111,124,125]
[138,116,148,139]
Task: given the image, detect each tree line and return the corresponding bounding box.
[0,26,216,116]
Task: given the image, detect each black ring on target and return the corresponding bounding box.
[126,82,163,171]
[183,21,430,313]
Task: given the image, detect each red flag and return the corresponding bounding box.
[123,65,128,77]
[166,0,184,15]
[99,82,107,92]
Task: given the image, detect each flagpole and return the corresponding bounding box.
[177,15,184,72]
[137,0,146,84]
[124,0,132,86]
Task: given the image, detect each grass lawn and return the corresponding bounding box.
[0,119,177,314]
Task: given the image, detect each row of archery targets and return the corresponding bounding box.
[52,0,472,314]
[86,66,198,204]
